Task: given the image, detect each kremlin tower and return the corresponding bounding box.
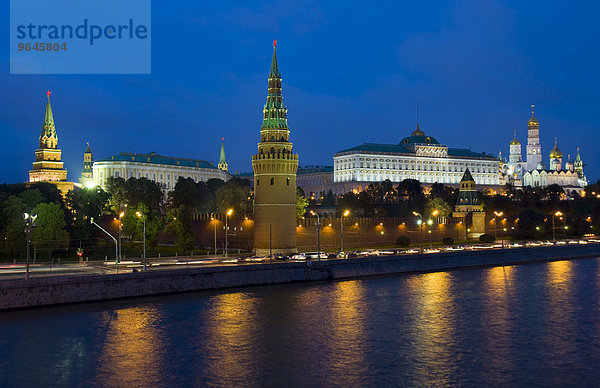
[218,137,228,173]
[29,91,73,193]
[251,41,299,255]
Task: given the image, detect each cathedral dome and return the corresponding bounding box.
[399,124,440,146]
[549,139,562,159]
[510,138,520,145]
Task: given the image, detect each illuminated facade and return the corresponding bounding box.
[251,42,299,255]
[92,152,229,191]
[504,107,587,192]
[28,91,74,193]
[334,124,500,186]
[452,168,485,238]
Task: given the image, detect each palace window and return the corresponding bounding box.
[270,177,274,185]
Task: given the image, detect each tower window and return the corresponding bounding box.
[287,177,290,186]
[257,178,260,186]
[270,177,274,185]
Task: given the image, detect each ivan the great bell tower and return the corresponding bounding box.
[251,41,299,255]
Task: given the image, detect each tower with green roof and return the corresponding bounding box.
[218,137,228,172]
[251,41,299,255]
[29,91,71,191]
[453,168,485,239]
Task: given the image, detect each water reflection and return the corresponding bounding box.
[323,280,367,386]
[201,292,259,385]
[482,266,514,380]
[95,306,165,387]
[407,272,457,385]
[544,260,576,374]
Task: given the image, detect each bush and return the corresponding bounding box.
[442,237,454,245]
[479,233,494,243]
[395,236,411,247]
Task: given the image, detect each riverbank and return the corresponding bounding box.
[1,243,599,310]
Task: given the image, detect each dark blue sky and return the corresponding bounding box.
[1,0,599,183]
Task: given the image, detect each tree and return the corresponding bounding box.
[322,190,336,207]
[31,202,69,260]
[296,189,309,219]
[215,179,252,214]
[164,205,194,251]
[169,177,199,211]
[425,197,452,218]
[0,196,26,258]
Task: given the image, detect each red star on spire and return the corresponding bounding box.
[273,39,277,48]
[47,90,51,98]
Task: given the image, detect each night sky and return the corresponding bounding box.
[1,0,599,184]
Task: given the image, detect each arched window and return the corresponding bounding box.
[270,177,274,185]
[287,177,290,185]
[257,178,260,186]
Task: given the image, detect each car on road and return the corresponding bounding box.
[304,252,327,260]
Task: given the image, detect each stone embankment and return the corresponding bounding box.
[1,243,599,310]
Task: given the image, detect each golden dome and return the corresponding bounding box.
[549,138,562,158]
[510,130,520,145]
[528,105,539,124]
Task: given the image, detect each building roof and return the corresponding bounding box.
[96,152,217,169]
[298,165,333,174]
[335,142,494,160]
[461,168,474,182]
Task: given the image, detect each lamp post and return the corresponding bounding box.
[90,217,118,270]
[118,211,124,263]
[136,211,146,271]
[225,209,233,258]
[23,213,37,280]
[553,211,562,242]
[310,210,321,260]
[493,211,503,241]
[211,215,217,256]
[413,212,423,254]
[380,230,385,250]
[340,210,350,253]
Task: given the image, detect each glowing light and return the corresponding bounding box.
[47,90,51,98]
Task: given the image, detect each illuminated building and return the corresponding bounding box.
[80,142,94,187]
[452,168,485,238]
[503,107,587,193]
[333,124,500,187]
[28,91,74,193]
[92,151,229,191]
[251,41,299,255]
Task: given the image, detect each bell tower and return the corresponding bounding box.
[251,41,299,255]
[525,105,542,171]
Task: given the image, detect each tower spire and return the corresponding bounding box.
[40,90,57,149]
[218,137,228,172]
[269,40,280,78]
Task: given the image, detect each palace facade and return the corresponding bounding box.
[92,151,230,191]
[333,125,500,187]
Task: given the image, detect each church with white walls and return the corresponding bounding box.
[500,106,587,194]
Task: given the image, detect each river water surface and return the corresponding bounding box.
[2,257,600,387]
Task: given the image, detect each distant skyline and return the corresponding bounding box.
[1,0,599,184]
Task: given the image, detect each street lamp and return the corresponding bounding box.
[136,211,146,271]
[340,209,350,253]
[118,211,124,263]
[225,209,233,258]
[380,230,385,250]
[413,212,423,254]
[552,211,563,242]
[23,213,37,280]
[493,211,503,241]
[310,210,321,260]
[90,217,118,270]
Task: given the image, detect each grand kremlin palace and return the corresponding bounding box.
[329,125,499,194]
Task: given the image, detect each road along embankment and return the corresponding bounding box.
[1,243,599,310]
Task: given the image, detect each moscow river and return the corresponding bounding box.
[2,257,600,386]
